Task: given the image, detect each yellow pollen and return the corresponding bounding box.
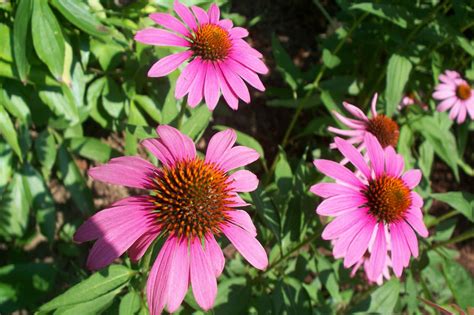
[191,23,232,61]
[151,159,232,238]
[365,175,411,223]
[456,83,472,100]
[366,115,400,148]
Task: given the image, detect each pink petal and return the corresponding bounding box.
[225,58,265,91]
[332,111,366,129]
[88,156,157,189]
[390,223,410,277]
[218,62,250,103]
[334,137,371,179]
[208,3,220,24]
[147,237,174,315]
[321,209,367,240]
[205,129,237,164]
[156,125,196,162]
[449,101,461,120]
[226,210,257,236]
[187,60,206,107]
[310,182,359,198]
[342,102,369,122]
[313,159,365,189]
[232,39,263,58]
[399,221,418,258]
[128,227,160,262]
[221,223,268,270]
[219,146,259,172]
[229,27,249,39]
[457,104,467,124]
[226,193,250,208]
[148,50,192,77]
[384,146,404,177]
[316,194,366,216]
[404,212,429,237]
[432,89,455,100]
[370,93,378,117]
[229,52,268,74]
[176,58,201,99]
[218,19,233,30]
[191,6,208,25]
[367,223,387,282]
[149,13,189,37]
[364,133,384,177]
[190,238,217,311]
[205,234,225,277]
[228,170,258,192]
[436,97,457,112]
[410,192,423,210]
[204,63,220,110]
[402,169,422,189]
[332,215,368,258]
[216,63,239,109]
[134,28,190,47]
[328,126,365,137]
[174,0,197,31]
[343,217,376,267]
[166,238,190,313]
[141,138,175,167]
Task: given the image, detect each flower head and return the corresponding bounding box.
[134,1,268,110]
[311,133,428,282]
[74,125,268,314]
[433,70,474,124]
[329,94,400,150]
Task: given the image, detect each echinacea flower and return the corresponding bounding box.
[433,70,474,124]
[350,251,392,285]
[328,94,400,150]
[311,133,428,282]
[134,1,268,110]
[74,125,268,314]
[399,92,428,111]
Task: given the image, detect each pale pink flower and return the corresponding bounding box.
[311,134,428,282]
[433,70,474,124]
[74,125,268,314]
[328,94,400,150]
[134,1,267,110]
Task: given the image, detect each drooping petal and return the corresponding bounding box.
[165,238,190,313]
[147,51,192,77]
[399,221,419,258]
[321,209,367,240]
[149,12,190,36]
[332,216,368,258]
[88,156,157,189]
[226,193,250,208]
[332,111,366,129]
[370,93,378,117]
[190,238,217,311]
[134,28,190,47]
[364,133,385,177]
[343,217,377,267]
[225,58,265,91]
[404,212,429,237]
[218,62,250,103]
[215,63,239,109]
[205,234,225,277]
[402,169,422,189]
[221,223,268,270]
[156,125,196,162]
[226,210,257,236]
[367,223,387,282]
[436,97,457,112]
[229,52,268,74]
[128,227,160,262]
[384,146,404,177]
[176,58,201,99]
[205,129,237,165]
[187,60,207,107]
[390,223,410,277]
[204,62,220,110]
[228,170,258,192]
[432,89,455,100]
[313,159,365,189]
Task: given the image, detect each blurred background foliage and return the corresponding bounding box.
[0,0,473,314]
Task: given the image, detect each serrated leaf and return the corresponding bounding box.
[13,0,32,82]
[431,191,473,222]
[0,172,30,238]
[50,0,109,38]
[0,141,13,195]
[385,54,412,116]
[0,105,22,161]
[119,290,141,315]
[34,130,57,177]
[39,265,133,312]
[31,0,65,80]
[181,105,212,140]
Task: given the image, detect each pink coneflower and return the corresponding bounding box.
[311,134,428,282]
[328,94,400,150]
[433,70,474,124]
[134,1,267,110]
[74,125,268,314]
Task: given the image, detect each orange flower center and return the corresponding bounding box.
[191,23,232,61]
[456,83,472,100]
[151,159,231,238]
[366,115,400,148]
[365,175,411,223]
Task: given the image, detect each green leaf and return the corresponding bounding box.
[251,186,281,242]
[38,88,80,123]
[0,105,22,161]
[68,137,118,163]
[350,3,409,28]
[275,148,293,197]
[119,290,141,315]
[431,191,473,222]
[322,49,341,69]
[272,34,300,91]
[0,23,13,62]
[418,140,434,179]
[57,144,93,214]
[102,78,126,118]
[181,105,212,140]
[50,0,109,38]
[442,261,473,309]
[0,172,30,238]
[39,265,133,312]
[134,94,161,123]
[34,130,57,178]
[31,0,65,81]
[55,288,122,315]
[0,141,13,195]
[351,279,400,313]
[385,54,412,116]
[214,125,265,159]
[273,277,312,314]
[13,0,32,81]
[21,163,56,243]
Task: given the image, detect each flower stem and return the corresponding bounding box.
[429,229,474,251]
[426,210,459,228]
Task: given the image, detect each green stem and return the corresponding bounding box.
[265,13,368,185]
[426,210,459,228]
[312,0,334,25]
[429,229,474,251]
[176,100,187,129]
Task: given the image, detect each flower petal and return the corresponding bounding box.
[149,12,189,36]
[225,58,265,91]
[204,62,220,110]
[134,27,190,47]
[321,209,367,240]
[205,129,237,164]
[176,58,201,99]
[219,146,259,172]
[310,182,359,198]
[343,217,376,267]
[148,50,192,77]
[226,210,257,237]
[228,170,258,192]
[216,63,239,109]
[208,3,220,24]
[405,212,429,237]
[191,5,208,25]
[313,159,365,189]
[205,234,225,277]
[367,223,387,282]
[364,133,384,177]
[166,238,190,313]
[229,52,268,74]
[187,60,206,107]
[390,223,410,277]
[399,221,418,258]
[402,169,422,189]
[190,238,217,311]
[334,137,371,179]
[218,62,250,103]
[316,194,366,216]
[174,0,197,30]
[157,125,196,162]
